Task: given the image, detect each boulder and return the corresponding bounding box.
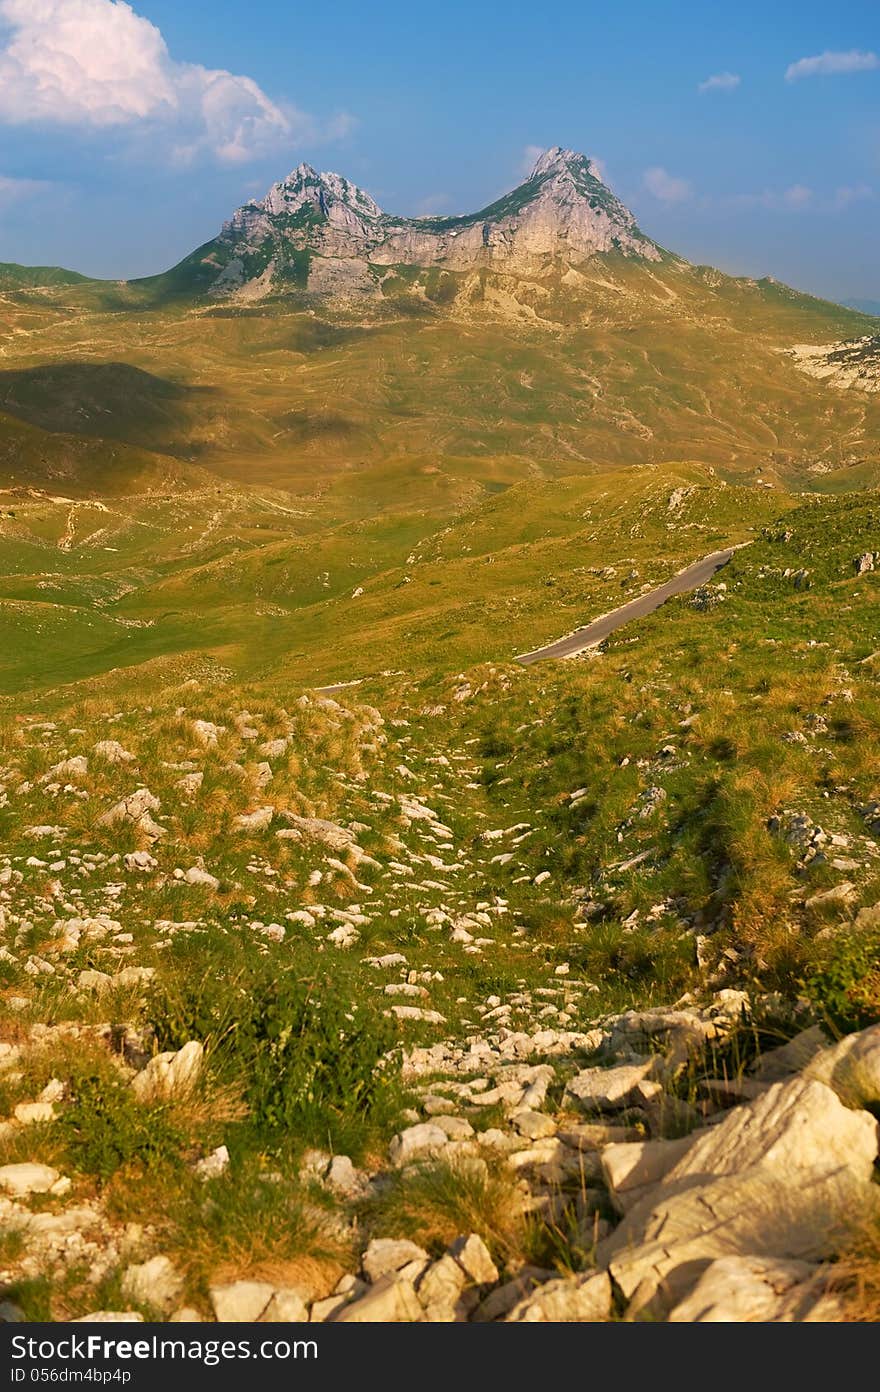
[324,1154,368,1199]
[45,756,88,783]
[121,1256,185,1315]
[601,1134,699,1214]
[92,740,134,764]
[13,1101,55,1125]
[472,1271,550,1322]
[333,1274,423,1322]
[233,807,274,834]
[184,867,219,890]
[276,813,353,852]
[124,851,158,874]
[209,1281,275,1323]
[563,1059,659,1112]
[666,1255,839,1322]
[506,1271,612,1322]
[512,1109,557,1140]
[388,1123,449,1167]
[131,1040,203,1103]
[804,1023,880,1110]
[77,969,113,994]
[449,1233,499,1286]
[598,1077,879,1318]
[192,720,224,747]
[311,1294,351,1322]
[751,1026,829,1082]
[259,1289,309,1322]
[664,1076,877,1184]
[417,1255,467,1315]
[194,1146,229,1181]
[805,882,855,912]
[71,1313,143,1323]
[362,1238,429,1283]
[99,788,162,833]
[0,1163,62,1196]
[433,1115,474,1141]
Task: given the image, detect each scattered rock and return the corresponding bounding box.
[334,1274,423,1323]
[194,1145,229,1181]
[121,1256,185,1315]
[259,1289,309,1322]
[0,1163,62,1196]
[388,1123,450,1167]
[507,1270,612,1322]
[363,1238,429,1283]
[210,1281,275,1323]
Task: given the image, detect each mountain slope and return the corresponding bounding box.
[0,146,878,496]
[0,262,93,289]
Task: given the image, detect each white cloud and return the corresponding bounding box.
[414,192,452,216]
[520,144,545,177]
[785,49,879,81]
[698,72,741,93]
[0,0,341,164]
[0,173,52,206]
[834,183,875,209]
[781,183,813,208]
[643,166,692,204]
[728,184,815,211]
[588,154,608,183]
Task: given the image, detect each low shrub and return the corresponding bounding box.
[59,1070,183,1183]
[151,957,402,1154]
[805,928,880,1034]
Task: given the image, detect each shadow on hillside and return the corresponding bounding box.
[0,362,216,454]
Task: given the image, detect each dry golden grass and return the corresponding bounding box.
[365,1156,530,1265]
[828,1200,880,1321]
[104,1164,353,1300]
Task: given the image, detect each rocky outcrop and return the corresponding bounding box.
[666,1256,844,1322]
[789,334,880,393]
[598,1076,878,1317]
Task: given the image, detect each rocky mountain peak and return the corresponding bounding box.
[204,144,662,303]
[529,146,593,178]
[222,162,381,239]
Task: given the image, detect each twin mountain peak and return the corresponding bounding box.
[176,146,665,302]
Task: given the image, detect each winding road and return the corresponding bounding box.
[515,546,737,666]
[315,544,740,693]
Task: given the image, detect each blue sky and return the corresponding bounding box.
[0,0,878,300]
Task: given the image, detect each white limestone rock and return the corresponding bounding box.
[121,1256,185,1315]
[131,1040,203,1103]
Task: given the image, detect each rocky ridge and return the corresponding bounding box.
[166,147,663,302]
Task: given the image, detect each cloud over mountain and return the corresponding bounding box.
[643,166,692,204]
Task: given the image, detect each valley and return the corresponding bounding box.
[0,146,878,1326]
